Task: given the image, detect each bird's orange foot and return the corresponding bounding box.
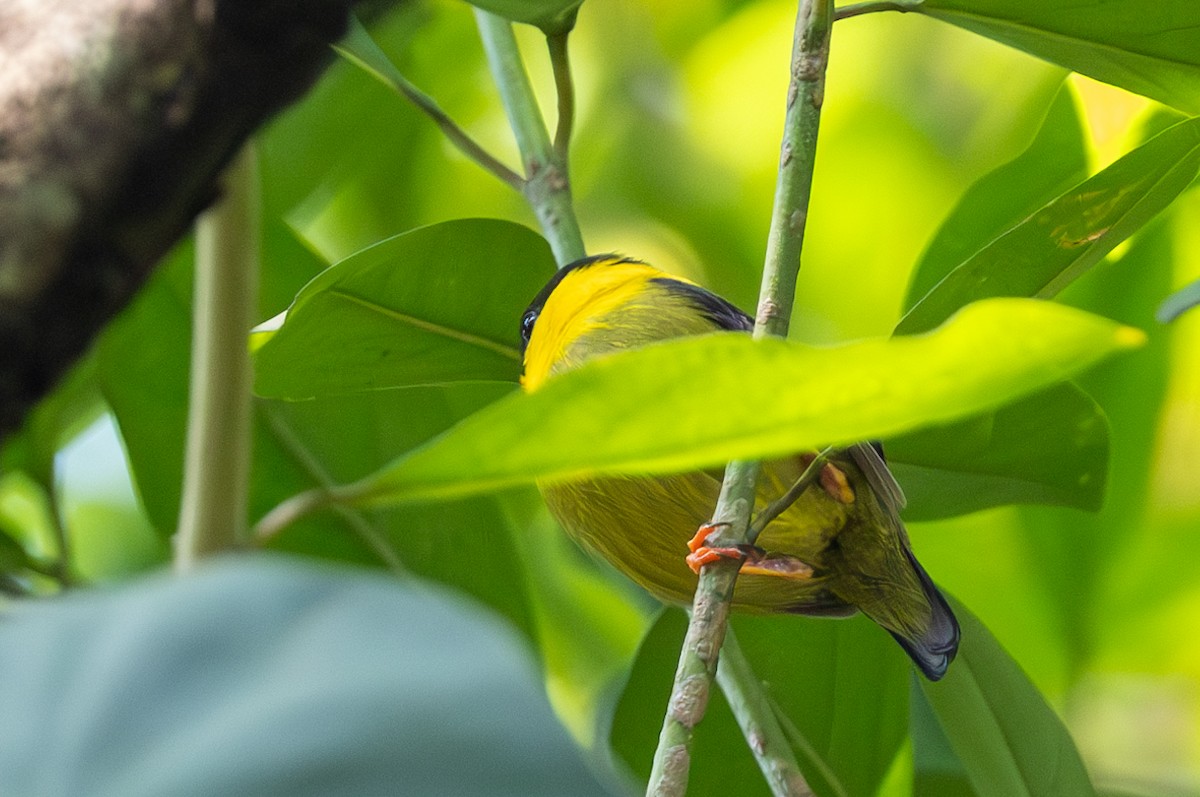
[687,522,734,573]
[686,522,771,574]
[686,522,729,553]
[685,522,815,579]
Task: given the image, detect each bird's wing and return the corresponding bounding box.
[849,442,907,519]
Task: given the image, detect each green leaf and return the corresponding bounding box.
[1017,213,1176,678]
[886,383,1108,520]
[98,235,644,719]
[904,85,1088,313]
[898,117,1200,335]
[349,299,1142,506]
[917,599,1095,797]
[465,0,583,35]
[1156,276,1200,323]
[919,0,1200,115]
[253,220,554,399]
[0,355,103,490]
[97,247,193,532]
[0,556,610,796]
[0,526,32,573]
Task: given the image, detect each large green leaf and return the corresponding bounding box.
[345,299,1141,505]
[253,219,554,399]
[97,239,541,637]
[904,85,1088,313]
[98,235,645,754]
[886,383,1108,520]
[1016,215,1176,680]
[918,0,1200,115]
[609,611,907,797]
[0,557,610,796]
[898,116,1200,335]
[97,245,194,532]
[465,0,583,35]
[917,599,1095,796]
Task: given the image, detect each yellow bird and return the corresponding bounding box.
[519,255,959,680]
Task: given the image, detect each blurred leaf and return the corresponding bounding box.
[253,219,553,399]
[64,501,168,584]
[465,0,583,34]
[257,390,543,639]
[917,599,1095,796]
[904,85,1087,312]
[98,236,634,696]
[0,356,103,490]
[349,299,1142,505]
[0,556,610,797]
[1156,276,1200,323]
[886,383,1108,520]
[898,116,1200,335]
[919,0,1200,115]
[610,611,907,797]
[96,244,194,532]
[1017,217,1176,676]
[0,527,31,573]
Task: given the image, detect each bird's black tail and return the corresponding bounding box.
[889,547,960,681]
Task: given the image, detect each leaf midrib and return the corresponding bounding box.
[329,289,521,361]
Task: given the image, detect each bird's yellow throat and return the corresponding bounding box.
[520,257,697,391]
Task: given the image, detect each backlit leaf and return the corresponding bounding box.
[347,299,1142,506]
[898,117,1200,335]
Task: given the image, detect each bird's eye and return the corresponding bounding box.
[520,310,538,343]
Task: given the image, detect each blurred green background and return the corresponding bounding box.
[4,1,1198,794]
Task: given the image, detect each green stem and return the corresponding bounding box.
[547,31,575,160]
[833,0,921,21]
[645,0,834,793]
[747,448,831,541]
[175,144,260,571]
[333,18,524,191]
[474,10,586,266]
[716,629,815,797]
[380,70,524,190]
[253,487,336,544]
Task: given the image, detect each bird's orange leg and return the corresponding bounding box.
[685,522,814,580]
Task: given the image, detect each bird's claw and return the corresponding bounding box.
[685,522,815,580]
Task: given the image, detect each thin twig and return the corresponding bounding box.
[716,628,815,796]
[257,402,405,574]
[833,0,921,22]
[747,448,832,540]
[645,0,835,793]
[333,19,524,190]
[253,487,335,543]
[175,143,260,571]
[390,73,525,190]
[475,10,587,265]
[768,693,851,797]
[547,31,575,161]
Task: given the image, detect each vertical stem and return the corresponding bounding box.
[757,0,832,339]
[474,10,586,266]
[645,0,834,794]
[175,144,260,571]
[547,31,575,159]
[717,629,815,797]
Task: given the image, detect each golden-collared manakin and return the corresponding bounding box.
[519,255,960,680]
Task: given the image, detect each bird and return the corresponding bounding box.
[518,254,960,680]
